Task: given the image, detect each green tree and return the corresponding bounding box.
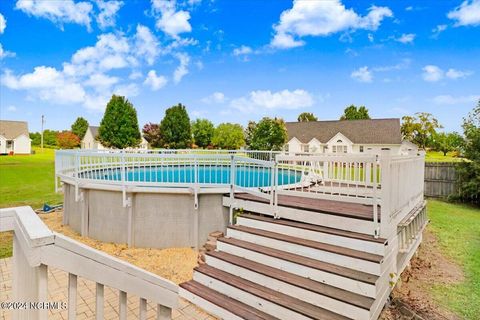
[30,130,59,147]
[71,117,89,140]
[192,118,214,148]
[250,117,288,151]
[244,121,257,147]
[401,112,442,149]
[433,132,464,156]
[212,123,245,149]
[57,131,80,149]
[297,112,318,122]
[340,105,371,120]
[98,95,141,149]
[451,101,480,203]
[160,103,192,149]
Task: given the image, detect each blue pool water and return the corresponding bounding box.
[82,165,301,187]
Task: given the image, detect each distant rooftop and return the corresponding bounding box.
[285,118,402,145]
[0,120,30,140]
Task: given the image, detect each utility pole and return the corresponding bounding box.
[41,115,45,152]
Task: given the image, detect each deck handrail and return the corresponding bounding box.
[0,206,178,320]
[55,149,425,238]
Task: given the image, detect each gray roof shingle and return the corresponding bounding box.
[285,118,402,144]
[0,120,30,140]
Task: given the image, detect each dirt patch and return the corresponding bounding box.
[39,210,198,285]
[381,229,464,320]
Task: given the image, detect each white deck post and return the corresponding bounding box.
[379,150,393,239]
[12,237,48,320]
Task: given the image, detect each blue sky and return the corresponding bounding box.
[0,0,479,133]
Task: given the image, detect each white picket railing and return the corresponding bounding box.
[55,149,425,238]
[0,206,178,320]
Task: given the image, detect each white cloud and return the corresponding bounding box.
[143,70,167,91]
[0,44,16,60]
[7,105,17,112]
[230,89,314,112]
[446,68,473,79]
[151,0,192,37]
[66,33,132,76]
[129,71,143,80]
[433,94,480,105]
[134,24,160,65]
[15,0,93,30]
[396,33,415,44]
[173,53,190,84]
[447,0,480,27]
[96,0,123,29]
[422,65,444,82]
[113,83,139,97]
[233,45,253,56]
[202,92,226,104]
[351,66,373,83]
[84,73,119,89]
[0,13,6,34]
[422,65,473,82]
[431,24,448,38]
[271,0,393,49]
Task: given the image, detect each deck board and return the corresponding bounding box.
[218,237,378,285]
[195,265,350,320]
[232,193,381,221]
[239,214,387,244]
[206,251,374,310]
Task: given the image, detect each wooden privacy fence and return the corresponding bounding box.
[424,162,457,198]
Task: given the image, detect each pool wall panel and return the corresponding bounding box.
[63,182,228,249]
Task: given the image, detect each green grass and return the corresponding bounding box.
[426,151,464,162]
[0,147,62,209]
[427,200,480,319]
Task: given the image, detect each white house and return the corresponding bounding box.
[81,126,149,150]
[285,118,417,155]
[0,120,32,155]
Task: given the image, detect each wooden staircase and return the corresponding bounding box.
[180,196,398,320]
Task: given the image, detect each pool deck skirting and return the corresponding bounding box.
[62,181,230,250]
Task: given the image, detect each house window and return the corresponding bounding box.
[284,144,289,152]
[302,144,309,153]
[359,146,364,152]
[332,145,347,153]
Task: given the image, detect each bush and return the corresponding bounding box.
[57,131,80,149]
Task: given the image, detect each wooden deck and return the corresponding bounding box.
[233,193,381,222]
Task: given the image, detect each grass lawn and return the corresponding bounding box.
[427,200,480,319]
[426,151,464,162]
[0,147,62,209]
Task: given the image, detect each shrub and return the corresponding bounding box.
[57,131,80,149]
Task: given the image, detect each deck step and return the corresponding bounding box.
[224,196,378,235]
[180,280,280,320]
[238,214,387,255]
[227,225,383,275]
[194,264,351,320]
[230,193,381,221]
[206,251,374,320]
[217,237,378,298]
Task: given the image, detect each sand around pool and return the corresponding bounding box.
[40,210,198,285]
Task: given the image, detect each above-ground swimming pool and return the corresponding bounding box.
[80,165,302,187]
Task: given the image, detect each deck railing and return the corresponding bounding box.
[0,206,178,320]
[55,149,425,238]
